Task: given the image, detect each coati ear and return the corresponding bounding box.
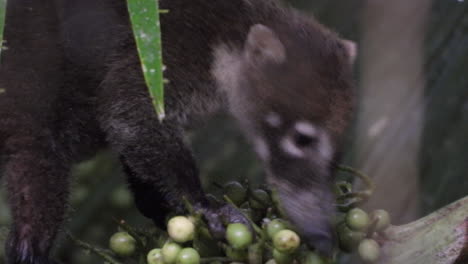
[341,39,357,64]
[245,24,286,64]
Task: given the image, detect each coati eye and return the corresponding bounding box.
[293,121,318,148]
[280,121,320,158]
[293,132,318,148]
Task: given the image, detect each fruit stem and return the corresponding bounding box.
[336,165,375,208]
[224,195,264,235]
[114,219,148,251]
[200,257,232,263]
[182,196,196,215]
[66,231,124,264]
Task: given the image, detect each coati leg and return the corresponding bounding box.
[97,62,249,236]
[117,130,202,228]
[3,129,69,264]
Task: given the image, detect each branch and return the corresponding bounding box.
[376,196,468,264]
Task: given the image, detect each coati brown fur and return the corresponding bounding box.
[0,0,356,263]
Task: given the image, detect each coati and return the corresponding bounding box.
[0,0,356,263]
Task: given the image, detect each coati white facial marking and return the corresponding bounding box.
[295,121,318,137]
[254,137,270,161]
[211,45,242,94]
[265,112,282,127]
[281,135,306,158]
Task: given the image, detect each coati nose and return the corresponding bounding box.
[273,183,336,257]
[302,223,335,257]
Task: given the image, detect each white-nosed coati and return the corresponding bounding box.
[0,0,356,263]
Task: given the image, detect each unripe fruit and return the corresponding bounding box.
[303,251,326,264]
[247,242,263,264]
[273,248,293,264]
[249,189,271,209]
[168,216,195,243]
[272,230,300,253]
[358,239,380,263]
[193,235,222,257]
[337,223,366,252]
[147,248,164,264]
[109,232,136,257]
[176,248,200,264]
[224,181,248,205]
[346,208,370,231]
[266,219,287,239]
[225,247,248,261]
[370,209,391,232]
[226,223,253,250]
[162,242,182,263]
[110,187,133,208]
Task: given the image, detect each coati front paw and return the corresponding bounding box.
[6,232,58,264]
[200,204,252,239]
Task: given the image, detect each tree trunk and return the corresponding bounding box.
[353,0,432,224]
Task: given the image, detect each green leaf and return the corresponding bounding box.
[127,0,165,120]
[0,0,6,61]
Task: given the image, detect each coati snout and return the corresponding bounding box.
[213,23,356,254]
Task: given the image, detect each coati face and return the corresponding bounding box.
[213,22,356,254]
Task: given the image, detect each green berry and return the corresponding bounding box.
[110,187,133,208]
[109,232,136,257]
[226,223,253,250]
[224,181,248,205]
[273,230,300,253]
[358,239,380,263]
[176,248,200,264]
[303,251,326,264]
[249,189,271,209]
[168,216,195,243]
[162,242,182,263]
[193,235,222,257]
[370,209,391,232]
[147,249,164,264]
[332,213,346,226]
[346,208,370,231]
[265,260,277,264]
[247,243,263,264]
[337,223,366,252]
[225,247,247,261]
[266,219,288,239]
[273,249,293,264]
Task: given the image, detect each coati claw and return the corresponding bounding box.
[201,204,252,240]
[5,235,58,264]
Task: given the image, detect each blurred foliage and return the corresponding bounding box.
[56,152,149,263]
[421,0,468,214]
[0,0,6,60]
[0,1,467,263]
